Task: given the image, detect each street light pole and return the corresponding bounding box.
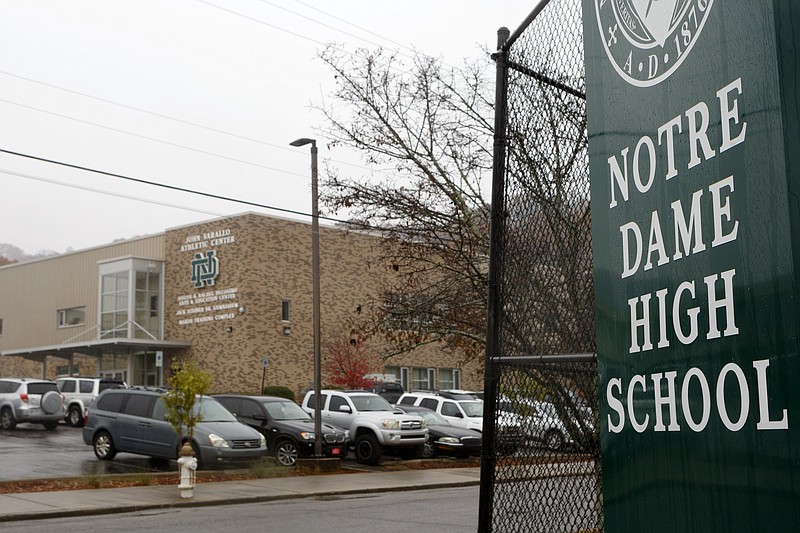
[290,137,322,458]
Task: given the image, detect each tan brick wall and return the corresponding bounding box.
[163,213,483,397]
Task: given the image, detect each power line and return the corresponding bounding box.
[0,96,308,178]
[0,70,392,175]
[0,147,373,230]
[1,168,225,217]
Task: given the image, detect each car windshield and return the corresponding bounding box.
[351,395,393,412]
[263,400,310,421]
[194,397,238,422]
[415,410,449,426]
[460,401,484,417]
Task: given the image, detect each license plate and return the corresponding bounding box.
[330,447,341,456]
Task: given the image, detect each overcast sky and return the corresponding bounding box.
[0,1,534,255]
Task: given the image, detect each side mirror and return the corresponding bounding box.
[338,405,352,413]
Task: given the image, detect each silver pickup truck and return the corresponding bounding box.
[301,389,428,465]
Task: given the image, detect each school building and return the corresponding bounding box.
[0,212,481,398]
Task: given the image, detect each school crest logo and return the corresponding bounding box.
[191,250,219,288]
[595,0,714,87]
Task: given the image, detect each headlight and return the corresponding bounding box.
[259,434,267,447]
[420,419,427,428]
[439,437,459,444]
[207,433,230,448]
[299,431,315,441]
[381,419,400,429]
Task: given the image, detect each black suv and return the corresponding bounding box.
[369,381,404,404]
[214,395,349,466]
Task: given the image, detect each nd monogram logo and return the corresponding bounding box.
[595,0,714,87]
[191,250,219,288]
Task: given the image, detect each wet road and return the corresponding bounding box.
[0,423,176,481]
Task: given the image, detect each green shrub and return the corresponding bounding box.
[262,385,296,401]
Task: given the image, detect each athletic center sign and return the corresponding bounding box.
[583,1,800,530]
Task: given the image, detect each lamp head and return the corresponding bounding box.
[290,138,316,147]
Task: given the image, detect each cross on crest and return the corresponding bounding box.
[631,0,681,46]
[191,250,219,288]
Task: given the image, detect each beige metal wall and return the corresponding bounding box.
[0,235,164,351]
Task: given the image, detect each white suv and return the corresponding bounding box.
[301,390,428,465]
[56,377,128,427]
[398,391,484,431]
[398,391,524,454]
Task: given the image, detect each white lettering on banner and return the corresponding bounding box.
[607,359,788,433]
[603,76,789,435]
[627,269,738,353]
[620,176,737,279]
[608,78,747,209]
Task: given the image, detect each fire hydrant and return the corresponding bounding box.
[177,442,197,499]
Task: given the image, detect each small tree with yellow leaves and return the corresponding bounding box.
[162,358,213,443]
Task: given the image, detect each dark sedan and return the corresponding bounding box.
[395,405,482,458]
[214,395,348,466]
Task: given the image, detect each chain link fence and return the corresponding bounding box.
[480,1,600,532]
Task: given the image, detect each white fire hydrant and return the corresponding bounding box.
[177,443,198,499]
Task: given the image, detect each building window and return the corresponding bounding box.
[412,367,436,391]
[100,259,163,340]
[281,300,291,322]
[0,318,3,336]
[58,306,86,328]
[101,271,129,339]
[134,270,161,339]
[439,368,461,390]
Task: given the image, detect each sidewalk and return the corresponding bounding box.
[0,467,480,523]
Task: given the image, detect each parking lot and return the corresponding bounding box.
[0,421,487,481]
[0,423,178,481]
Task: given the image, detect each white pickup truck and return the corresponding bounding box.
[301,389,428,465]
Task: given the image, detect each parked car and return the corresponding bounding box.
[497,395,574,451]
[82,388,267,468]
[214,394,348,466]
[436,390,482,401]
[0,378,64,430]
[56,377,128,427]
[394,405,481,458]
[301,389,428,465]
[369,381,404,404]
[398,391,523,454]
[398,391,485,431]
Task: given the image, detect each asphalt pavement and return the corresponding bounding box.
[0,467,481,523]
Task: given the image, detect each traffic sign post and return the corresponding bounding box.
[261,356,269,393]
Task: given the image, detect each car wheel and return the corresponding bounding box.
[41,390,63,415]
[544,430,565,451]
[93,430,117,460]
[355,433,382,466]
[67,405,84,427]
[421,436,436,459]
[42,421,59,431]
[275,439,299,467]
[0,408,16,430]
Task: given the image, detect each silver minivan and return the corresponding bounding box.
[82,388,267,468]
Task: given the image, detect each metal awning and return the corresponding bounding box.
[1,338,192,362]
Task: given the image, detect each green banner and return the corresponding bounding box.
[583,1,800,530]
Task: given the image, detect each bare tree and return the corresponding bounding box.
[314,46,496,362]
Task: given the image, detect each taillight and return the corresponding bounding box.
[19,393,29,403]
